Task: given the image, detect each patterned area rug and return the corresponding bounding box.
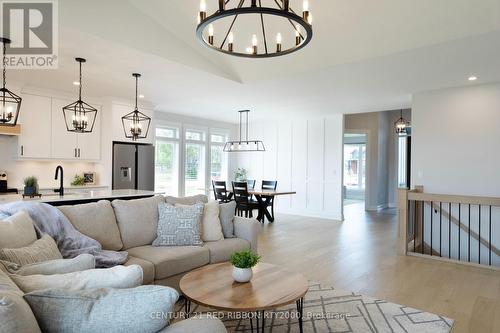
[175,282,454,332]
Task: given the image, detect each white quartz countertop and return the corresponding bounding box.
[0,189,157,204]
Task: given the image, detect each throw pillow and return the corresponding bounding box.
[0,234,62,266]
[0,254,95,276]
[199,200,224,241]
[11,264,143,293]
[152,203,204,246]
[25,285,179,333]
[0,211,38,249]
[219,201,237,238]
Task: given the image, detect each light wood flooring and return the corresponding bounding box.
[257,203,500,333]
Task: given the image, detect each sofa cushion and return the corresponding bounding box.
[0,254,95,276]
[25,285,179,333]
[0,210,37,249]
[165,194,208,205]
[0,267,42,333]
[59,200,123,251]
[127,245,209,280]
[203,238,251,264]
[153,203,204,247]
[125,256,155,285]
[0,234,62,266]
[11,265,143,293]
[112,196,165,249]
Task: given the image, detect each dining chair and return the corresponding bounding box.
[246,179,256,189]
[261,180,278,221]
[232,181,260,218]
[212,180,230,203]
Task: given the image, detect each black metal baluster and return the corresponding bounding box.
[458,203,461,261]
[430,201,433,255]
[439,202,442,257]
[468,204,471,262]
[449,202,451,259]
[479,204,481,265]
[422,200,425,254]
[489,205,492,266]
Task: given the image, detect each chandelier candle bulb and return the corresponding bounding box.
[208,24,214,45]
[295,25,301,45]
[302,0,310,23]
[252,34,258,54]
[276,33,282,52]
[228,32,234,52]
[198,0,207,23]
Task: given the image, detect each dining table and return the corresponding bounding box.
[226,188,296,223]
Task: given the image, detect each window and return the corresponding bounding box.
[210,132,228,182]
[185,129,206,196]
[398,136,409,187]
[155,126,179,195]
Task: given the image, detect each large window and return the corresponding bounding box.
[210,133,228,182]
[155,127,180,195]
[185,129,206,196]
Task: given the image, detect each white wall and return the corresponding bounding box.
[235,115,344,221]
[412,83,500,196]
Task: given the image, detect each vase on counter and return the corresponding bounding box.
[23,186,38,197]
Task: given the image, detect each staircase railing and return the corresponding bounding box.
[398,186,499,270]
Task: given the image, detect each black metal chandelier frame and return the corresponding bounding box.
[121,73,151,141]
[394,109,410,136]
[0,37,22,127]
[196,0,313,58]
[224,110,265,152]
[62,57,98,133]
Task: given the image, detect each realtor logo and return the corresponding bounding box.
[1,0,58,69]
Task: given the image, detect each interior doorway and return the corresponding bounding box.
[343,133,367,208]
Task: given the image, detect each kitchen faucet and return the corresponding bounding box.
[54,165,64,196]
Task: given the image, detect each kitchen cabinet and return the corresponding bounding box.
[50,98,101,161]
[17,94,52,159]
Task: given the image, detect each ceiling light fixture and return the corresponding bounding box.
[0,37,22,127]
[224,110,265,152]
[394,109,410,136]
[121,73,151,141]
[62,58,98,133]
[196,0,313,58]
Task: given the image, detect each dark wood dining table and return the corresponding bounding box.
[226,188,296,222]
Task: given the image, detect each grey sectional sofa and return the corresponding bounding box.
[57,194,261,290]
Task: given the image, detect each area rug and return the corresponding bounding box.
[175,282,454,332]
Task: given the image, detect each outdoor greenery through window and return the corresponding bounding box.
[185,129,206,196]
[211,133,228,181]
[155,127,179,195]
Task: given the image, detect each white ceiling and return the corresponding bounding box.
[6,0,500,122]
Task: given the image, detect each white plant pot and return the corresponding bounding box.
[232,267,253,283]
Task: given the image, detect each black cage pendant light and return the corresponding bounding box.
[394,109,410,136]
[62,58,98,133]
[0,37,22,127]
[224,110,265,152]
[121,73,151,141]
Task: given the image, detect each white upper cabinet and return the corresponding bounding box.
[51,98,78,159]
[18,94,52,159]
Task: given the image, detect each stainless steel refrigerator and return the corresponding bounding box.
[112,142,155,191]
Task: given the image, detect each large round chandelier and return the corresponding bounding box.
[196,0,313,58]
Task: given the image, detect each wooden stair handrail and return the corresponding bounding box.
[408,192,500,207]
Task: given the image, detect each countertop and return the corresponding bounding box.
[0,189,157,205]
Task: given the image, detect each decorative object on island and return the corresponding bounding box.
[83,172,96,185]
[234,167,248,181]
[62,58,98,133]
[224,110,265,152]
[70,174,85,186]
[230,249,260,283]
[0,37,22,127]
[394,109,410,136]
[23,176,39,198]
[121,73,151,141]
[196,0,313,58]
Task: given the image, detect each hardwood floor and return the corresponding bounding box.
[257,203,500,333]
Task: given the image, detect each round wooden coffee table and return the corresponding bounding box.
[179,262,308,333]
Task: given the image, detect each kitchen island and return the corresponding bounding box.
[0,189,157,206]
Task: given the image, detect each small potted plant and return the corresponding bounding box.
[234,168,248,181]
[23,176,39,197]
[230,249,261,283]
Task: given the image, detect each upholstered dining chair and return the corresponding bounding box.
[212,180,230,203]
[261,180,278,222]
[232,181,260,218]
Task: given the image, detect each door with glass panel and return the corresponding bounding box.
[155,127,179,195]
[343,139,366,203]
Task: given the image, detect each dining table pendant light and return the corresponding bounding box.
[121,73,151,141]
[224,110,265,152]
[62,58,98,133]
[394,109,410,136]
[0,37,22,127]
